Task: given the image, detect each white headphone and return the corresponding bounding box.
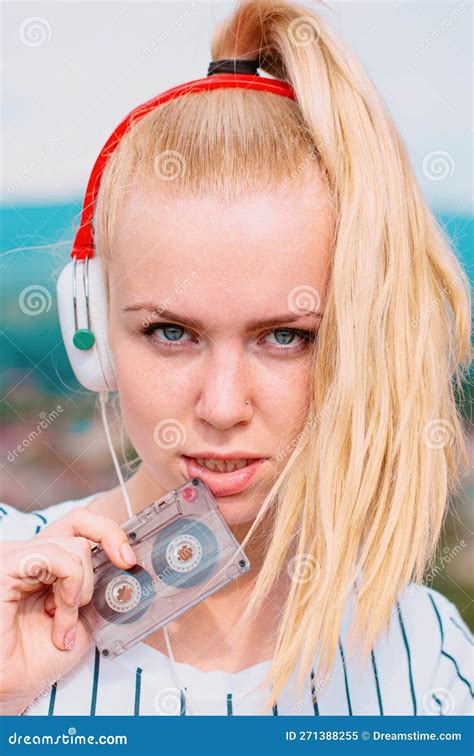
[57,257,116,392]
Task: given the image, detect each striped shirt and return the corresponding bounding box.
[1,496,472,716]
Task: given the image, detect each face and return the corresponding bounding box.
[107,171,333,527]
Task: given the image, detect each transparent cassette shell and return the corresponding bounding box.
[80,477,251,659]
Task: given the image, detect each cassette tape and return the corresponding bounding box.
[80,477,251,659]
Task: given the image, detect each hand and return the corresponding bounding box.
[0,506,137,714]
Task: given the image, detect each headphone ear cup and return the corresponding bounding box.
[57,258,117,392]
[88,257,117,390]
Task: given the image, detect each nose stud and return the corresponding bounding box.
[245,400,249,405]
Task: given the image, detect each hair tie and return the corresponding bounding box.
[207,58,260,76]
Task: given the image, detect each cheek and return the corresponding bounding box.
[115,362,189,455]
[259,361,313,428]
[111,348,202,473]
[111,328,190,412]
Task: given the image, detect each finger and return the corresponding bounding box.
[51,580,79,651]
[31,536,95,606]
[38,508,137,570]
[57,537,95,606]
[4,543,85,606]
[57,553,84,608]
[69,540,95,606]
[44,591,56,616]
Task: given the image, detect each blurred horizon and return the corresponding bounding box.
[1,200,473,394]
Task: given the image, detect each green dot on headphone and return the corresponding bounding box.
[73,328,95,350]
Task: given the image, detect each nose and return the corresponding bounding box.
[195,346,253,430]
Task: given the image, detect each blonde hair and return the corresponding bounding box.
[93,0,471,712]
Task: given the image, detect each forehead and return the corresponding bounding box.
[108,174,333,315]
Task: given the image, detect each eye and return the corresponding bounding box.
[156,325,186,342]
[141,322,194,348]
[263,328,316,352]
[141,323,317,354]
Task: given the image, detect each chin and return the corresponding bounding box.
[214,494,261,529]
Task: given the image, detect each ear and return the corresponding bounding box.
[57,258,117,392]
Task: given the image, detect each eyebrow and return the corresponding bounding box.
[123,305,323,330]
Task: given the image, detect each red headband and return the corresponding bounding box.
[71,73,296,260]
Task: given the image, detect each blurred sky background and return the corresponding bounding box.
[1,1,473,623]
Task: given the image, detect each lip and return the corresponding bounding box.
[185,451,264,461]
[181,455,268,497]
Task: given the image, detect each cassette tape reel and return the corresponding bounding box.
[151,517,219,589]
[93,565,155,625]
[80,478,251,658]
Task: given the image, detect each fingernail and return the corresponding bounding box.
[64,627,76,650]
[120,543,136,566]
[73,589,83,607]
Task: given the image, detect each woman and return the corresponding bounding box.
[1,0,472,716]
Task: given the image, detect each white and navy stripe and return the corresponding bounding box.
[1,497,472,717]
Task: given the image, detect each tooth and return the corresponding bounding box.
[224,459,246,472]
[192,458,252,473]
[234,459,248,470]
